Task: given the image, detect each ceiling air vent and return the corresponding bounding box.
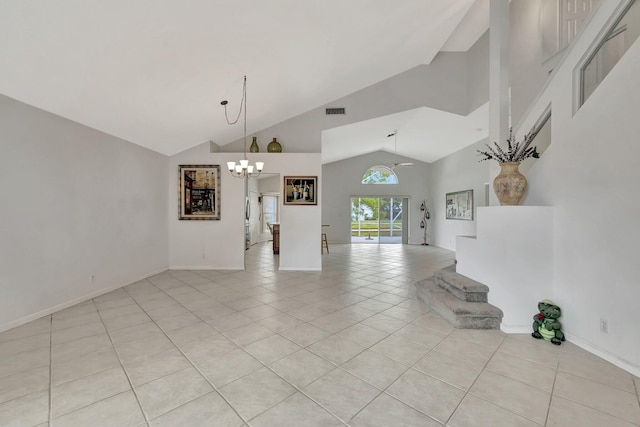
[325,107,346,115]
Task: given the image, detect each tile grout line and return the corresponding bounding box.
[555,363,640,395]
[266,246,455,423]
[1,245,485,425]
[441,333,507,427]
[543,354,560,427]
[121,276,251,425]
[92,298,151,426]
[545,371,640,426]
[279,304,449,425]
[169,270,395,425]
[342,292,462,420]
[272,251,454,424]
[460,336,565,426]
[167,275,348,425]
[32,245,452,426]
[375,322,459,426]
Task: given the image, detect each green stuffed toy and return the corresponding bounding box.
[532,300,565,345]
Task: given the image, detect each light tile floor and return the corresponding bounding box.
[1,243,639,426]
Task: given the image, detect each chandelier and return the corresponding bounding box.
[221,76,263,178]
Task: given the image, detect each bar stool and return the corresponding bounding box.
[321,225,330,254]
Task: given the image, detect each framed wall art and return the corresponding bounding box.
[284,176,317,205]
[178,165,221,220]
[446,189,473,220]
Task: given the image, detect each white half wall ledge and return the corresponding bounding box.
[0,267,168,334]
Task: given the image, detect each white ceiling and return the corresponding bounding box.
[321,102,489,164]
[0,0,489,157]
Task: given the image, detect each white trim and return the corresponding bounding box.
[565,332,640,378]
[169,265,244,270]
[500,327,640,377]
[0,267,168,334]
[278,267,322,271]
[361,165,399,184]
[500,323,532,334]
[516,0,628,133]
[573,0,635,114]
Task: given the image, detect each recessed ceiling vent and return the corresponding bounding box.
[325,107,346,115]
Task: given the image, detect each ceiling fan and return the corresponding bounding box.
[387,130,414,169]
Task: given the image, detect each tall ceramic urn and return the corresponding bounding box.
[493,162,527,206]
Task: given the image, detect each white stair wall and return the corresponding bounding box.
[456,206,553,332]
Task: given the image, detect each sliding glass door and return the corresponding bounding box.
[351,197,406,244]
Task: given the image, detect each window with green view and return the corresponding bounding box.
[361,165,398,184]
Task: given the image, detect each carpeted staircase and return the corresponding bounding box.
[416,265,503,329]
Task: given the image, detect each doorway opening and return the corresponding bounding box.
[351,197,408,244]
[246,174,281,270]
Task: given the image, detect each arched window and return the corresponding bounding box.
[361,165,398,184]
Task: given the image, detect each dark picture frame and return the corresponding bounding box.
[178,165,221,220]
[284,176,317,205]
[446,189,473,220]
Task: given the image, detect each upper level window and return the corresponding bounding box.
[580,0,639,106]
[361,165,398,184]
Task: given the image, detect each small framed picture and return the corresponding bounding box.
[446,189,473,220]
[178,165,221,220]
[284,176,317,205]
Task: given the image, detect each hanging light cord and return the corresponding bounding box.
[221,76,248,155]
[220,75,263,178]
[387,130,398,153]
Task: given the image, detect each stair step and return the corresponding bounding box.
[434,265,489,303]
[416,277,503,330]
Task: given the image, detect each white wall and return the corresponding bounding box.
[219,53,473,154]
[0,95,169,332]
[322,151,430,245]
[457,207,554,331]
[258,175,280,193]
[218,33,492,156]
[510,0,640,375]
[262,154,322,271]
[168,144,250,270]
[466,30,491,113]
[509,0,554,127]
[169,146,322,271]
[428,140,489,250]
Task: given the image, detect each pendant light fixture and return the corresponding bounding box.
[387,130,414,168]
[221,76,263,178]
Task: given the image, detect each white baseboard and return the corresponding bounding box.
[498,324,640,377]
[0,267,168,334]
[500,323,532,334]
[565,332,640,378]
[169,265,244,270]
[278,267,322,271]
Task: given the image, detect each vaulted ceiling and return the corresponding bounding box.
[0,0,489,157]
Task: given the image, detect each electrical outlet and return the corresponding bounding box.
[600,318,608,334]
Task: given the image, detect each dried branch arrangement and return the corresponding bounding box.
[478,128,540,163]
